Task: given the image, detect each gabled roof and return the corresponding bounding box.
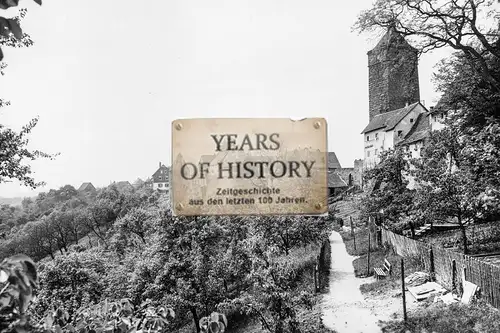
[152,164,170,183]
[115,181,134,191]
[78,182,96,192]
[398,112,431,146]
[361,102,421,134]
[327,152,341,169]
[327,171,348,188]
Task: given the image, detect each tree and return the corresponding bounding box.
[412,128,487,253]
[1,1,57,189]
[354,0,500,91]
[253,216,329,255]
[431,38,500,223]
[362,148,417,235]
[0,1,41,61]
[0,118,57,188]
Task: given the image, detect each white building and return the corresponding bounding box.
[361,102,428,169]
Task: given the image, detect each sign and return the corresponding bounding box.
[171,118,328,216]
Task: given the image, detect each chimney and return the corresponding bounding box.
[159,162,161,168]
[430,106,434,111]
[405,101,409,107]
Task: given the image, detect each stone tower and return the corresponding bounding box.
[367,26,420,121]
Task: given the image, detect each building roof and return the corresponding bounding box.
[152,164,170,183]
[78,182,96,192]
[398,112,431,146]
[327,152,341,169]
[368,25,418,56]
[115,181,134,191]
[361,102,421,134]
[327,171,348,188]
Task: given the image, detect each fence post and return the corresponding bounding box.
[429,247,435,281]
[401,258,407,322]
[377,226,382,248]
[452,259,457,294]
[367,231,371,276]
[350,216,356,251]
[314,262,318,293]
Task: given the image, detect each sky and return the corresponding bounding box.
[0,0,450,198]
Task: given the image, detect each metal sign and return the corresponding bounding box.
[171,118,328,216]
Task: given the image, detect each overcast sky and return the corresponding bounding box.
[0,0,449,198]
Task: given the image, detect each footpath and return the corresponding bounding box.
[321,231,381,333]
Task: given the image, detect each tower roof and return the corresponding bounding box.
[327,152,342,169]
[368,26,417,58]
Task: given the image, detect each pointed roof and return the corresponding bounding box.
[78,182,96,192]
[114,181,134,191]
[361,102,422,134]
[327,152,342,169]
[327,171,348,188]
[368,25,417,57]
[398,112,431,145]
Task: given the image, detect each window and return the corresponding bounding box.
[410,118,414,123]
[366,135,370,141]
[375,149,378,155]
[158,176,162,181]
[158,183,163,188]
[375,133,379,140]
[367,151,371,157]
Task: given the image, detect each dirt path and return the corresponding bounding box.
[321,231,382,333]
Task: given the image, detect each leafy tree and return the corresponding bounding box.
[0,118,57,189]
[354,0,500,91]
[412,128,488,253]
[253,216,329,255]
[362,148,417,235]
[47,209,74,254]
[0,1,56,189]
[0,254,39,333]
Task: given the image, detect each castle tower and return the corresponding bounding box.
[367,26,420,121]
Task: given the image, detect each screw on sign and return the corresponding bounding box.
[199,312,228,333]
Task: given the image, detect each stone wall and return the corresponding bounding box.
[335,162,363,189]
[368,29,420,121]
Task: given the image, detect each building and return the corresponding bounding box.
[361,26,449,190]
[144,177,153,189]
[362,26,450,170]
[362,25,424,169]
[362,102,428,168]
[111,181,134,192]
[152,162,170,192]
[367,25,420,121]
[78,182,96,194]
[326,152,363,196]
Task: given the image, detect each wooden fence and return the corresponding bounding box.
[381,228,500,309]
